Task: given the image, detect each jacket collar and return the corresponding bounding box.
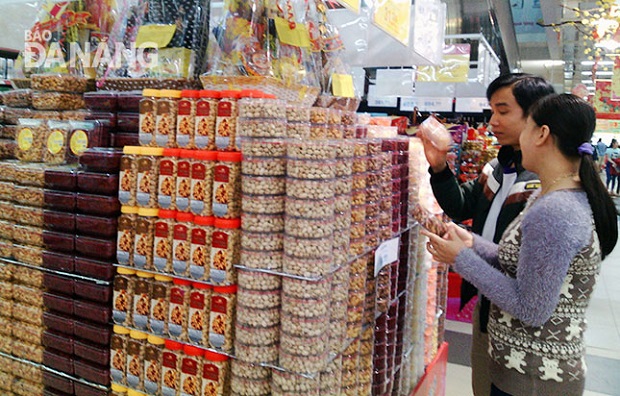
[497,146,525,174]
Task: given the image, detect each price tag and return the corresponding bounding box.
[454,97,490,113]
[332,74,355,98]
[135,24,176,48]
[374,237,400,277]
[275,17,311,47]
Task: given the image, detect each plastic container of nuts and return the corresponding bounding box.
[241,231,283,251]
[286,122,311,139]
[241,175,286,196]
[240,138,286,157]
[234,323,279,346]
[241,212,284,233]
[282,275,331,299]
[235,304,280,328]
[32,91,85,111]
[237,287,280,309]
[284,196,334,219]
[242,193,284,215]
[280,331,328,356]
[286,178,335,200]
[31,74,89,93]
[241,156,286,176]
[237,117,287,138]
[279,349,328,374]
[237,268,281,291]
[286,159,337,180]
[283,236,333,260]
[238,96,286,118]
[284,216,334,239]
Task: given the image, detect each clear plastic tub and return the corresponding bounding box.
[43,231,75,253]
[76,193,121,216]
[286,159,337,180]
[285,196,335,219]
[241,212,284,233]
[83,91,117,111]
[235,304,280,328]
[117,91,142,112]
[238,97,286,118]
[242,193,284,215]
[279,349,328,373]
[43,330,74,354]
[241,175,286,196]
[43,311,74,335]
[74,299,112,324]
[234,323,279,345]
[286,178,334,200]
[44,210,75,233]
[32,91,85,110]
[74,280,112,303]
[45,166,77,191]
[237,269,281,291]
[117,112,139,132]
[111,132,139,147]
[44,349,74,375]
[78,148,122,173]
[240,231,283,251]
[233,340,278,364]
[75,235,116,260]
[74,340,110,366]
[286,121,311,139]
[283,236,333,260]
[241,156,286,176]
[282,275,331,299]
[282,294,330,318]
[284,216,334,238]
[287,140,337,160]
[44,273,74,295]
[237,117,286,138]
[240,138,286,157]
[240,249,282,270]
[74,321,112,346]
[44,292,74,315]
[75,256,115,281]
[74,358,111,386]
[237,288,280,309]
[280,331,328,356]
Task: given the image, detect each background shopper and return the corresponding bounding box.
[604,139,620,195]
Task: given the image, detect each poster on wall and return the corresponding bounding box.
[594,80,620,117]
[416,44,470,83]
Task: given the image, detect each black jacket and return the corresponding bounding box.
[429,146,540,331]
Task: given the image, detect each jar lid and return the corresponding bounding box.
[154,274,173,282]
[136,271,154,278]
[147,334,166,345]
[142,89,160,97]
[199,90,220,99]
[220,90,241,99]
[181,89,200,98]
[179,149,195,159]
[183,345,205,356]
[127,390,146,396]
[176,212,194,222]
[158,209,177,219]
[165,339,184,350]
[161,89,182,98]
[214,218,241,229]
[121,206,139,214]
[138,208,159,217]
[113,325,131,335]
[240,89,265,98]
[194,216,215,226]
[117,267,136,275]
[129,330,148,340]
[141,147,164,156]
[193,150,217,161]
[264,93,277,99]
[173,278,192,286]
[163,148,181,157]
[204,350,229,362]
[111,383,128,392]
[192,282,211,290]
[217,151,242,162]
[213,284,238,294]
[123,145,142,155]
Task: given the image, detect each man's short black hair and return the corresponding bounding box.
[486,73,555,116]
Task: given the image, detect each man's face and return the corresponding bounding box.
[488,86,527,149]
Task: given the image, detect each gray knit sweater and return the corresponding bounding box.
[454,189,601,396]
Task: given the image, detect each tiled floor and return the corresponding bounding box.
[444,209,620,396]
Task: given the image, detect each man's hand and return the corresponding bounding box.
[420,132,449,173]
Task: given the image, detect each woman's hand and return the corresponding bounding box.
[421,223,472,264]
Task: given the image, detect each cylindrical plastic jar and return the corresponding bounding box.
[167,278,191,341]
[208,284,237,352]
[176,90,199,149]
[113,267,136,325]
[111,383,128,396]
[158,148,180,210]
[155,89,181,147]
[188,282,212,346]
[190,150,216,217]
[161,339,183,396]
[153,209,177,273]
[215,90,240,150]
[134,208,159,270]
[149,274,173,336]
[175,149,194,212]
[212,151,242,219]
[143,334,166,394]
[194,90,219,150]
[139,89,160,146]
[201,350,230,396]
[131,271,154,331]
[172,212,194,276]
[180,345,204,396]
[126,329,148,390]
[209,218,241,285]
[110,325,131,385]
[119,146,142,206]
[117,206,139,266]
[136,147,164,208]
[189,216,214,281]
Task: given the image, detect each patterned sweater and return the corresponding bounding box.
[454,189,601,396]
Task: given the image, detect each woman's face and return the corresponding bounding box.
[488,86,527,149]
[518,116,540,172]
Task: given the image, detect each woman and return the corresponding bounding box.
[424,94,618,396]
[604,138,619,194]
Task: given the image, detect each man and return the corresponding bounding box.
[421,73,555,396]
[596,138,607,170]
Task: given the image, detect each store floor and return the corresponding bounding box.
[444,204,620,396]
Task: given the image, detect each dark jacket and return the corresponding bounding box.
[428,146,540,331]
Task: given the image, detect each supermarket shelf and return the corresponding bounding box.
[0,257,111,285]
[0,350,109,392]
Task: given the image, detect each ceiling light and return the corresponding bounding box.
[582,79,594,84]
[581,71,593,75]
[597,70,614,76]
[586,86,596,90]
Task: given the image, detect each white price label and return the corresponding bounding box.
[455,97,490,113]
[374,237,400,276]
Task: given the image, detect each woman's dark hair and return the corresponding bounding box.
[487,73,556,116]
[530,93,618,257]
